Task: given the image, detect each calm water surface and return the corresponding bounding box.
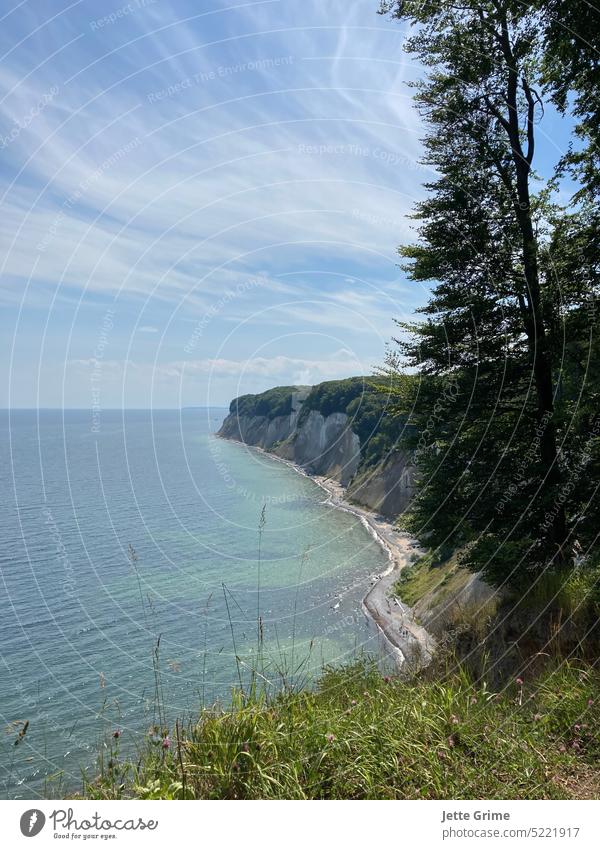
[0,408,389,797]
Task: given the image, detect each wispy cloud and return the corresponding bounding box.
[1,0,430,406]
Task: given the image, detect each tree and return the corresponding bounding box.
[379,0,599,585]
[538,0,600,200]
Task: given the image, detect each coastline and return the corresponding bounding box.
[215,433,435,669]
[311,474,436,669]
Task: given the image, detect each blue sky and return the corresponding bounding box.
[0,0,576,408]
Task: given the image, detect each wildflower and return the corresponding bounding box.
[113,729,121,739]
[571,740,581,750]
[470,696,478,705]
[587,698,593,707]
[351,699,357,706]
[515,677,524,705]
[574,724,581,732]
[162,736,171,750]
[325,733,335,743]
[383,676,391,684]
[447,735,455,748]
[450,715,460,725]
[558,743,566,753]
[533,713,542,721]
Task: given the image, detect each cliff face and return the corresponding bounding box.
[347,452,415,518]
[217,381,416,519]
[217,411,297,450]
[287,409,360,486]
[217,386,308,451]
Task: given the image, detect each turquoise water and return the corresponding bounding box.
[0,409,389,797]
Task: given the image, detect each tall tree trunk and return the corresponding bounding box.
[498,14,567,553]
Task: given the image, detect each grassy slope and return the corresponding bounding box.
[83,659,599,800]
[393,550,465,607]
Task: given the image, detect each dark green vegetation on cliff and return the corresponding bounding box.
[379,0,600,591]
[84,659,599,799]
[226,376,411,470]
[230,385,308,420]
[297,376,410,468]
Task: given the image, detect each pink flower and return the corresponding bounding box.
[351,699,357,706]
[383,676,391,684]
[515,677,524,686]
[113,729,121,739]
[162,736,171,750]
[587,699,593,707]
[325,733,335,743]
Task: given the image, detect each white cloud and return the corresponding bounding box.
[1,0,431,406]
[0,0,426,309]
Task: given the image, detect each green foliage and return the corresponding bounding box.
[507,559,600,621]
[230,386,307,420]
[82,659,600,800]
[298,376,375,421]
[299,375,414,468]
[379,0,600,587]
[394,550,461,607]
[538,0,600,200]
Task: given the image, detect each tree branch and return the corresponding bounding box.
[522,77,536,167]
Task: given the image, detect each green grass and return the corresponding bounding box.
[393,550,465,607]
[81,658,600,800]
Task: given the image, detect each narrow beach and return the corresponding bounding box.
[311,474,436,669]
[216,434,435,668]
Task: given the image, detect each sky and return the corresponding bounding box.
[0,0,576,408]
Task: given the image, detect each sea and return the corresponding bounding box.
[0,408,390,798]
